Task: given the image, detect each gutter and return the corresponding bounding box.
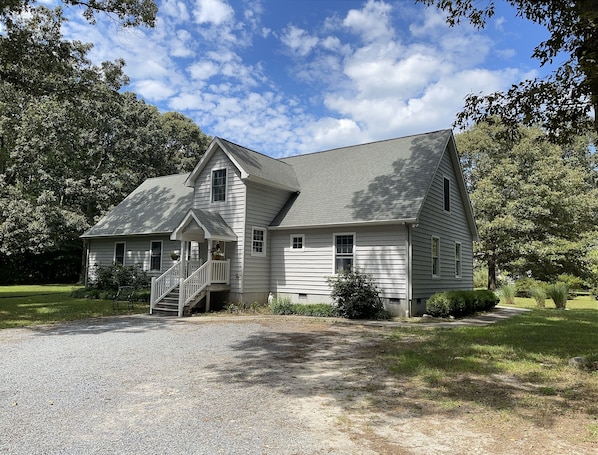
[407,223,413,318]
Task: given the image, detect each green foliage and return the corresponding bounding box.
[498,284,516,305]
[92,264,150,291]
[0,6,211,282]
[529,286,547,308]
[456,121,598,287]
[473,267,488,288]
[419,1,598,143]
[425,290,499,318]
[546,283,570,309]
[557,274,585,291]
[270,297,341,318]
[514,277,545,297]
[327,269,384,319]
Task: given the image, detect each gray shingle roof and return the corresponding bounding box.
[218,138,300,191]
[272,130,452,227]
[81,173,193,238]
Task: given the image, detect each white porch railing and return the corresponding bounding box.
[178,260,230,317]
[150,261,182,314]
[151,259,230,316]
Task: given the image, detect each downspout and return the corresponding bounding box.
[407,223,413,318]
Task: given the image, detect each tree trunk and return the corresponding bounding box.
[487,257,497,290]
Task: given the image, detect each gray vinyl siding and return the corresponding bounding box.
[87,235,180,283]
[411,145,474,307]
[243,182,292,296]
[192,147,246,295]
[270,225,408,302]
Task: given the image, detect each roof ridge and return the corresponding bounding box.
[281,129,452,160]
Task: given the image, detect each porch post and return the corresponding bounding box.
[180,240,187,278]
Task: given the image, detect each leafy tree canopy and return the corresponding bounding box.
[456,119,598,288]
[1,0,157,27]
[418,0,598,143]
[0,5,209,283]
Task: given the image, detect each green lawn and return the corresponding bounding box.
[509,293,598,310]
[0,284,149,329]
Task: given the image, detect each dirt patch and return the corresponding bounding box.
[223,318,598,455]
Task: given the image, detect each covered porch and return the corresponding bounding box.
[150,209,237,316]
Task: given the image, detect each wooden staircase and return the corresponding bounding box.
[152,287,209,316]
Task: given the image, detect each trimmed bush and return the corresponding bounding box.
[92,264,150,290]
[327,269,384,319]
[426,290,499,318]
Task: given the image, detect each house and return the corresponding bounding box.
[81,129,478,317]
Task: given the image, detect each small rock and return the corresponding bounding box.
[568,357,588,369]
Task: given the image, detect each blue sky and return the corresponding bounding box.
[60,0,551,157]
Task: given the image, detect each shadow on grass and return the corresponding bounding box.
[201,310,598,429]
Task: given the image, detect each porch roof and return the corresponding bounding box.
[170,208,237,241]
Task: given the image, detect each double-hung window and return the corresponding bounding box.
[455,242,462,278]
[150,241,162,271]
[251,227,266,256]
[432,237,440,277]
[335,234,354,273]
[212,169,227,202]
[114,242,125,266]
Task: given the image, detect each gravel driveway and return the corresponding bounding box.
[1,316,365,455]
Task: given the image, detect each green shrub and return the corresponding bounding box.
[546,282,569,309]
[498,283,516,305]
[270,297,339,317]
[426,290,499,318]
[514,277,544,297]
[557,274,585,291]
[269,296,295,315]
[473,268,488,289]
[92,264,150,290]
[529,285,547,308]
[327,269,384,319]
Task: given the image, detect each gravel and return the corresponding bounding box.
[0,316,357,455]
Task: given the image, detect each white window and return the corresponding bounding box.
[251,227,266,256]
[432,237,440,277]
[114,242,125,266]
[212,169,227,202]
[455,242,462,278]
[150,241,162,271]
[443,177,451,212]
[334,234,354,273]
[291,234,304,250]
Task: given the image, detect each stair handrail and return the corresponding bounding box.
[150,260,181,314]
[179,260,211,316]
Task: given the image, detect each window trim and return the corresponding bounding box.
[114,242,126,266]
[150,240,163,271]
[443,176,451,212]
[211,168,227,203]
[333,233,355,274]
[432,236,440,278]
[290,234,305,251]
[455,242,462,278]
[251,227,267,257]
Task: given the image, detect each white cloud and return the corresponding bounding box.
[162,0,191,21]
[193,0,234,25]
[134,80,177,101]
[188,60,220,80]
[281,25,319,57]
[343,0,394,43]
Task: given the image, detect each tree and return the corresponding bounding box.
[456,120,598,289]
[0,6,210,283]
[418,0,598,143]
[1,0,157,28]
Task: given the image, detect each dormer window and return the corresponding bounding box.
[212,169,227,202]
